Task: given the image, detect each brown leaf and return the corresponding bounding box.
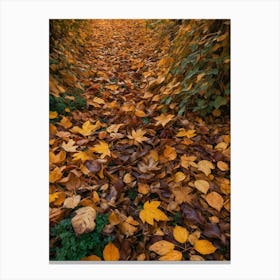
[149,240,175,255]
[63,195,81,209]
[194,180,209,194]
[163,145,177,161]
[205,191,224,212]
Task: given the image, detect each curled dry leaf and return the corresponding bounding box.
[137,158,160,173]
[205,191,224,212]
[103,242,120,261]
[194,180,209,194]
[72,151,93,163]
[149,240,175,255]
[71,206,96,236]
[173,225,189,243]
[194,239,216,255]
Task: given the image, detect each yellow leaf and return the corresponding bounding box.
[138,183,150,195]
[93,97,105,104]
[174,172,186,182]
[197,160,214,176]
[196,73,205,83]
[62,139,78,152]
[194,240,216,255]
[154,113,174,127]
[91,141,111,159]
[49,192,66,206]
[215,142,228,150]
[163,145,177,161]
[123,173,134,184]
[149,240,175,255]
[49,111,58,119]
[59,116,72,129]
[71,206,96,236]
[63,195,81,209]
[135,109,147,117]
[92,191,100,203]
[72,151,93,163]
[139,201,169,225]
[128,128,149,144]
[205,192,224,212]
[194,180,210,194]
[106,84,118,91]
[119,216,139,237]
[159,250,182,261]
[176,129,196,138]
[109,211,121,226]
[49,167,63,183]
[103,242,120,261]
[49,150,66,164]
[148,150,159,161]
[173,225,189,243]
[71,120,99,137]
[81,255,101,261]
[181,155,197,169]
[217,161,229,171]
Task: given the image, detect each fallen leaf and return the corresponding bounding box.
[49,111,58,119]
[103,242,120,261]
[59,116,72,129]
[217,161,229,171]
[173,225,189,243]
[174,171,186,182]
[50,150,66,164]
[205,191,224,211]
[106,84,118,91]
[135,109,147,117]
[189,255,204,261]
[163,145,177,161]
[93,97,105,104]
[137,158,160,173]
[149,240,175,256]
[188,230,201,245]
[139,201,169,225]
[159,250,182,261]
[197,160,214,176]
[106,124,123,133]
[71,120,98,137]
[81,255,101,261]
[91,141,111,158]
[172,187,194,204]
[63,195,81,209]
[71,206,96,235]
[109,211,121,226]
[123,173,134,184]
[194,239,216,255]
[154,113,174,127]
[72,151,93,162]
[62,139,78,152]
[181,155,197,169]
[138,183,150,195]
[128,128,149,144]
[176,129,196,138]
[194,180,209,194]
[49,167,63,183]
[119,216,139,237]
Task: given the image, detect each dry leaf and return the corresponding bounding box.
[128,128,149,144]
[106,124,123,133]
[138,158,160,173]
[163,145,177,161]
[49,111,58,119]
[72,151,93,162]
[181,155,197,169]
[49,167,63,183]
[194,180,209,194]
[188,230,201,245]
[71,206,96,235]
[173,225,189,243]
[138,183,149,195]
[217,161,229,171]
[154,113,174,127]
[159,250,182,261]
[172,187,194,204]
[91,141,111,158]
[62,139,78,152]
[103,242,120,261]
[119,216,139,237]
[109,211,121,226]
[50,151,66,164]
[149,240,175,255]
[139,201,168,225]
[71,120,100,137]
[81,255,101,261]
[205,191,224,212]
[59,116,72,129]
[194,239,216,255]
[174,172,186,182]
[197,160,214,176]
[63,195,81,209]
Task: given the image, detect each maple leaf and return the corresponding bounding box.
[103,242,120,261]
[91,141,111,158]
[154,113,174,127]
[49,167,63,183]
[172,186,194,204]
[139,201,168,225]
[137,158,160,173]
[106,124,123,133]
[71,120,99,137]
[62,139,78,152]
[59,116,72,129]
[71,206,96,235]
[128,128,149,144]
[176,129,196,138]
[72,151,93,162]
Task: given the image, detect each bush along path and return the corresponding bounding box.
[49,19,230,261]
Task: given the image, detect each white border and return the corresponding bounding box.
[1,0,279,279]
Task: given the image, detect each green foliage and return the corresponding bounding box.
[49,88,86,116]
[50,213,110,261]
[153,20,230,117]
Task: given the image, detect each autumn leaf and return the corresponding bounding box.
[128,128,149,144]
[49,150,66,164]
[49,192,66,206]
[174,171,186,182]
[59,116,72,129]
[194,180,209,194]
[49,111,58,119]
[103,242,120,261]
[49,167,63,183]
[197,160,214,176]
[63,195,81,209]
[149,240,175,255]
[71,206,96,235]
[173,225,189,243]
[81,255,101,261]
[137,158,160,173]
[181,155,197,169]
[119,216,139,237]
[176,129,196,138]
[154,113,174,127]
[139,201,169,225]
[159,250,182,261]
[134,109,147,117]
[72,151,93,162]
[62,139,78,152]
[172,186,194,204]
[71,120,99,137]
[106,84,118,91]
[93,97,105,104]
[194,240,216,255]
[217,161,229,171]
[91,141,111,158]
[163,145,177,161]
[205,191,224,212]
[138,183,149,194]
[106,124,123,133]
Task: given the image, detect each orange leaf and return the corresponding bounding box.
[49,111,58,119]
[194,240,216,255]
[139,201,168,225]
[149,240,174,255]
[205,191,224,212]
[159,250,182,261]
[91,141,111,158]
[154,113,174,127]
[163,145,177,161]
[217,161,229,171]
[194,180,209,194]
[81,255,101,261]
[174,171,186,182]
[103,242,120,261]
[49,167,63,183]
[59,116,72,129]
[173,225,189,243]
[128,128,149,144]
[197,160,214,176]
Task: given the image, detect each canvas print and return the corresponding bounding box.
[49,19,230,261]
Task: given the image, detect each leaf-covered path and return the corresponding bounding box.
[50,20,230,261]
